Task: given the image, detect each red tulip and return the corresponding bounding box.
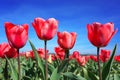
[70,51,80,59]
[100,49,111,62]
[4,22,28,49]
[114,55,120,62]
[57,31,77,49]
[54,46,65,60]
[19,52,26,57]
[85,56,90,61]
[50,54,56,61]
[32,17,58,40]
[90,55,98,62]
[25,51,34,59]
[0,42,17,58]
[76,55,87,66]
[37,48,49,59]
[87,22,117,47]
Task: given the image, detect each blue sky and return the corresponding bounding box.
[0,0,120,55]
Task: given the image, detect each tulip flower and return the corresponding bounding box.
[37,48,49,59]
[4,22,28,49]
[90,55,98,62]
[4,22,29,80]
[114,55,120,62]
[32,17,58,40]
[25,51,34,59]
[54,46,65,60]
[87,22,117,47]
[0,42,17,58]
[87,22,117,80]
[57,31,77,50]
[70,51,80,59]
[76,55,87,66]
[100,49,111,63]
[50,54,56,61]
[32,17,58,80]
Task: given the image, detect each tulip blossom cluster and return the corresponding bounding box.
[70,51,89,66]
[90,49,111,62]
[0,42,17,58]
[24,48,48,59]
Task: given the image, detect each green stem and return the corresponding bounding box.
[64,49,70,80]
[17,49,21,80]
[44,40,48,80]
[97,47,102,80]
[4,59,8,80]
[65,49,69,59]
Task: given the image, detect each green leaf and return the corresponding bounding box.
[29,40,45,80]
[114,74,120,80]
[50,68,61,80]
[48,63,55,74]
[82,67,89,79]
[102,44,117,80]
[57,59,69,73]
[88,70,99,80]
[5,57,18,80]
[62,72,87,80]
[50,59,69,80]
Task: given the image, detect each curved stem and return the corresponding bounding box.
[17,49,21,80]
[97,47,102,80]
[44,40,48,80]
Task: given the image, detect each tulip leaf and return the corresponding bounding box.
[29,40,45,80]
[102,44,117,80]
[50,59,69,80]
[87,70,99,80]
[50,68,61,80]
[57,59,69,73]
[82,67,90,79]
[114,74,120,80]
[5,56,18,80]
[48,63,55,74]
[62,72,87,80]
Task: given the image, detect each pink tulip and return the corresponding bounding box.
[87,22,117,47]
[4,22,28,49]
[57,31,77,49]
[100,49,111,62]
[32,17,58,40]
[0,42,17,58]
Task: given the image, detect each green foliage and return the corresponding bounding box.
[29,40,45,80]
[0,43,119,80]
[5,57,18,80]
[102,44,117,80]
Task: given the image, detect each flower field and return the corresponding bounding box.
[0,17,120,80]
